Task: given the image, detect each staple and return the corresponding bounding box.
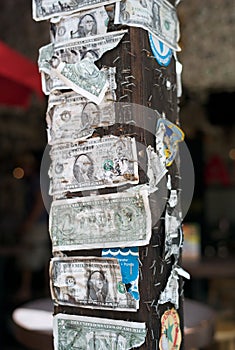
[154,68,161,73]
[126,82,136,87]
[122,40,131,44]
[128,51,136,57]
[121,69,131,74]
[148,94,153,101]
[160,264,164,274]
[138,258,143,266]
[153,83,160,87]
[145,246,149,257]
[151,329,155,340]
[139,268,143,280]
[152,244,159,248]
[154,282,161,286]
[151,299,155,307]
[125,75,136,80]
[113,56,120,64]
[146,303,151,312]
[141,48,151,56]
[118,94,129,101]
[153,266,156,275]
[121,81,129,86]
[123,88,133,93]
[149,260,156,269]
[144,67,151,71]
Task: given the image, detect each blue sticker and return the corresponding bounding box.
[149,34,172,66]
[102,247,139,300]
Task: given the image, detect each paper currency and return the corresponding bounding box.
[32,0,120,21]
[41,64,116,96]
[50,6,109,42]
[115,0,180,51]
[49,189,151,251]
[102,247,140,301]
[39,30,127,69]
[51,56,109,104]
[50,256,138,311]
[46,89,116,144]
[53,313,146,350]
[49,136,139,195]
[38,30,126,102]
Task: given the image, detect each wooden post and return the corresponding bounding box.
[34,0,186,349]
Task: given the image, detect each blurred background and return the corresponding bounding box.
[0,1,235,349]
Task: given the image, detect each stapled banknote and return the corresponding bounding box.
[48,136,139,195]
[115,0,180,51]
[50,256,138,311]
[49,189,151,251]
[46,89,116,144]
[33,0,120,21]
[53,313,146,350]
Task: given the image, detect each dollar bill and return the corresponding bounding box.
[32,0,120,21]
[41,65,116,96]
[50,6,109,43]
[49,136,139,195]
[115,0,180,51]
[38,30,128,71]
[38,30,126,103]
[50,256,138,311]
[49,189,151,251]
[46,89,116,144]
[51,57,109,104]
[53,313,146,350]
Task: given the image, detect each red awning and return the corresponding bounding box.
[0,41,43,108]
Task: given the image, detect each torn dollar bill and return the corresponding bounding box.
[38,30,128,70]
[49,56,108,104]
